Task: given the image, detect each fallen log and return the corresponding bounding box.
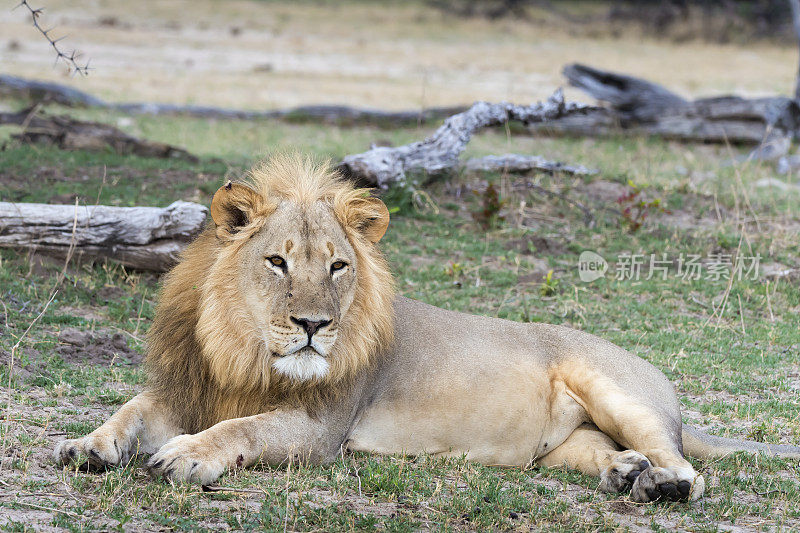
[529,64,800,145]
[113,102,468,126]
[338,90,595,188]
[0,74,465,127]
[464,154,596,176]
[0,201,208,271]
[564,64,688,121]
[0,108,198,161]
[0,74,104,107]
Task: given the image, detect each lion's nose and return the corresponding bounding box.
[290,316,332,338]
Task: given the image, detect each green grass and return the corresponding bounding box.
[1,109,799,531]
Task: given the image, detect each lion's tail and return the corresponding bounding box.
[682,425,800,460]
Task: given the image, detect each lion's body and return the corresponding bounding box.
[348,297,672,466]
[54,155,800,503]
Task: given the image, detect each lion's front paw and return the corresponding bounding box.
[630,466,705,502]
[146,434,227,485]
[53,433,128,471]
[599,450,650,493]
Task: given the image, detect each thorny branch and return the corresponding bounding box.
[14,0,91,76]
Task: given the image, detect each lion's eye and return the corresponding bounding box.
[267,256,286,268]
[330,261,347,274]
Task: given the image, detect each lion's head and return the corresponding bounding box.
[147,155,394,417]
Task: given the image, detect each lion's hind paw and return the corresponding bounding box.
[630,466,705,502]
[599,450,650,493]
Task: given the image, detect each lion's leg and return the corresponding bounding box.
[559,366,705,502]
[53,391,183,469]
[146,408,337,485]
[538,423,652,493]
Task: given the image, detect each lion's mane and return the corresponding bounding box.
[145,155,395,433]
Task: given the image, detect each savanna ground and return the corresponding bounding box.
[1,1,800,531]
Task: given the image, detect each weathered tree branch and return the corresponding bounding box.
[338,90,595,188]
[549,63,800,144]
[564,63,688,121]
[0,201,208,271]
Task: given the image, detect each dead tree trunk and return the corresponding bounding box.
[0,201,208,271]
[564,64,688,121]
[542,64,800,144]
[338,90,594,188]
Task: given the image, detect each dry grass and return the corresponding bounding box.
[0,0,797,111]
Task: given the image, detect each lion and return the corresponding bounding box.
[54,154,800,503]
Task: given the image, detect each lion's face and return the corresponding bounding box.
[196,160,394,392]
[237,200,358,381]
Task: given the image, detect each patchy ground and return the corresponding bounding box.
[1,126,799,530]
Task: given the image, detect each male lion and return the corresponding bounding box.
[54,155,800,502]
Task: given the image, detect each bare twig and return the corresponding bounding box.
[737,293,746,336]
[520,181,598,228]
[92,166,107,208]
[283,456,292,533]
[133,288,147,337]
[704,225,744,328]
[18,102,43,134]
[201,485,266,495]
[2,289,58,470]
[107,326,145,344]
[9,500,79,517]
[765,280,775,322]
[56,197,80,286]
[14,0,91,76]
[754,488,784,496]
[6,290,58,391]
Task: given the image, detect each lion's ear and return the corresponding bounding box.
[210,181,263,237]
[344,196,390,243]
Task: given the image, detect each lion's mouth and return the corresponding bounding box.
[273,345,324,358]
